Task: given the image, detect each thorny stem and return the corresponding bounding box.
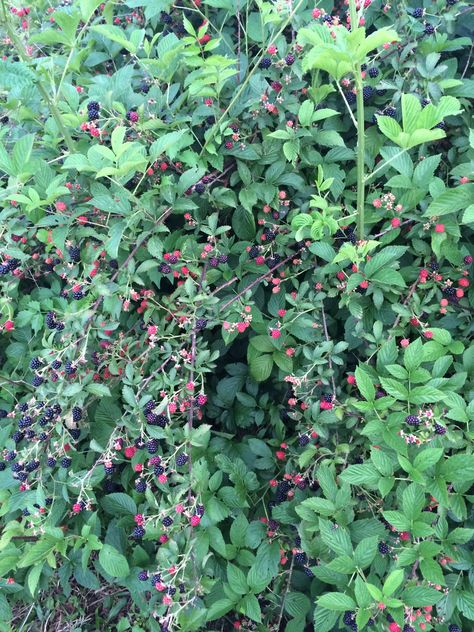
[348,0,366,241]
[276,555,295,630]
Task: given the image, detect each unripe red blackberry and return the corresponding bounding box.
[464,255,473,264]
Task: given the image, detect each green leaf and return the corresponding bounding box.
[402,484,425,520]
[383,569,404,596]
[238,593,261,622]
[317,593,356,611]
[379,377,409,400]
[414,448,443,471]
[354,536,378,569]
[206,598,235,621]
[354,366,375,401]
[232,206,256,240]
[402,94,422,135]
[230,513,249,548]
[339,464,380,486]
[404,338,423,371]
[320,519,353,556]
[402,586,444,607]
[420,559,445,585]
[91,25,136,52]
[382,511,411,531]
[227,564,248,595]
[298,100,315,126]
[101,493,137,516]
[409,385,446,404]
[249,354,273,382]
[284,592,311,618]
[313,607,338,632]
[377,116,403,144]
[423,183,474,217]
[98,544,130,578]
[18,537,58,568]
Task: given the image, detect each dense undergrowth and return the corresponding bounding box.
[0,0,473,631]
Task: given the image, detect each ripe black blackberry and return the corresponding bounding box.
[138,570,148,581]
[68,246,80,262]
[11,462,23,472]
[294,552,307,564]
[446,0,457,5]
[160,11,173,23]
[412,7,423,18]
[18,416,32,429]
[167,586,176,596]
[45,311,56,329]
[0,264,8,275]
[424,23,435,35]
[135,478,147,492]
[196,504,205,516]
[195,318,207,331]
[368,67,379,78]
[151,573,161,584]
[218,254,228,264]
[87,101,100,121]
[25,460,40,472]
[209,257,219,268]
[12,432,24,443]
[0,409,7,418]
[72,406,82,422]
[32,375,44,387]
[249,245,260,259]
[47,457,56,467]
[168,254,178,264]
[442,286,456,297]
[147,439,159,454]
[285,53,295,65]
[158,262,172,274]
[266,255,281,269]
[434,423,447,435]
[72,291,84,300]
[343,611,356,625]
[55,321,65,331]
[140,81,150,94]
[403,626,415,632]
[194,182,205,194]
[259,57,272,69]
[70,429,80,440]
[384,107,397,118]
[176,453,188,466]
[363,86,374,103]
[405,415,420,427]
[378,541,389,555]
[303,566,314,577]
[61,457,72,468]
[448,625,461,632]
[179,582,185,593]
[298,435,310,447]
[65,361,76,375]
[0,462,5,472]
[162,516,173,527]
[429,260,439,270]
[30,357,42,370]
[132,525,145,539]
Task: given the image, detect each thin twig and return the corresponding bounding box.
[321,303,337,396]
[219,249,303,311]
[276,556,295,631]
[387,279,419,340]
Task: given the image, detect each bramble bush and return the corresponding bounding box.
[0,0,472,630]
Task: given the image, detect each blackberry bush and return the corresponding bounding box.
[0,0,472,631]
